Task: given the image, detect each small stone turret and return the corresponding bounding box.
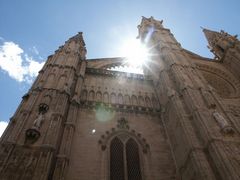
[203,28,240,79]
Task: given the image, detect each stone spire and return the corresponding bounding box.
[58,32,87,60]
[202,28,238,60]
[202,28,222,48]
[0,31,88,179]
[137,16,164,43]
[69,32,86,45]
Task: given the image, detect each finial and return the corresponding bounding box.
[68,32,86,46]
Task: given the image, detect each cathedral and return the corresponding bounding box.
[0,16,240,180]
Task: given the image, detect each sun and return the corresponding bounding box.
[109,38,150,74]
[120,38,149,67]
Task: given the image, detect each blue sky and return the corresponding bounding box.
[0,0,239,134]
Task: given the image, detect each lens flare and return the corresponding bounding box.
[95,103,115,122]
[92,129,96,134]
[119,39,149,68]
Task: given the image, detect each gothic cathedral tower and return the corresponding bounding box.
[138,17,240,180]
[0,32,87,179]
[0,17,239,180]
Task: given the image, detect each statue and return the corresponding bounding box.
[212,111,234,134]
[201,90,216,108]
[25,103,49,144]
[33,113,45,129]
[63,83,70,95]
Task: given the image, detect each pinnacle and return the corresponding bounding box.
[202,28,222,47]
[69,32,85,46]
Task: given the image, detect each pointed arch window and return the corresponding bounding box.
[126,138,142,180]
[110,136,142,180]
[110,137,125,180]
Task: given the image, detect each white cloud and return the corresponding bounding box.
[0,121,8,137]
[0,41,44,83]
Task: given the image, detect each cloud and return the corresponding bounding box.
[0,121,8,137]
[0,41,45,83]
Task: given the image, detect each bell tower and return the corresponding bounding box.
[0,32,87,179]
[139,16,240,180]
[203,28,240,79]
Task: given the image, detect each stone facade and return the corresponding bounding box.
[0,17,239,180]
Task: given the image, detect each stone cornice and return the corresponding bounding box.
[44,63,78,72]
[79,101,160,115]
[30,88,71,99]
[86,68,152,81]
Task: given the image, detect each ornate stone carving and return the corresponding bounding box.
[117,117,129,129]
[62,83,70,95]
[98,117,150,153]
[212,111,234,135]
[200,89,216,108]
[228,105,240,117]
[25,103,49,144]
[197,64,240,98]
[25,128,41,144]
[32,113,45,129]
[38,103,49,114]
[71,93,80,104]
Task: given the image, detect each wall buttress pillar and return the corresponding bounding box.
[160,70,216,179]
[52,60,86,179]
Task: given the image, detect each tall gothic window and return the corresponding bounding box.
[110,136,142,180]
[126,138,142,180]
[110,137,124,180]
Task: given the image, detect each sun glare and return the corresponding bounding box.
[120,39,149,67]
[109,38,150,74]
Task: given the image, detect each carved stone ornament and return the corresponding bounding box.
[98,117,150,153]
[25,128,41,144]
[117,117,129,129]
[25,103,49,144]
[71,93,80,104]
[33,113,45,129]
[201,89,216,109]
[62,83,70,95]
[35,80,44,90]
[39,103,49,114]
[212,111,234,135]
[22,92,29,99]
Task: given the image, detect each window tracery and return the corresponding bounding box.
[98,118,149,180]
